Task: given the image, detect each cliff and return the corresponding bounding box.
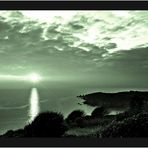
[77,91,148,109]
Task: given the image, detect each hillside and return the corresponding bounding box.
[78,91,148,109]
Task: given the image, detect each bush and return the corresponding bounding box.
[24,111,68,137]
[115,111,131,121]
[83,117,100,127]
[75,116,110,128]
[75,117,86,128]
[65,110,85,127]
[74,115,94,128]
[3,130,14,137]
[2,129,25,137]
[129,95,144,114]
[91,106,107,118]
[100,113,148,137]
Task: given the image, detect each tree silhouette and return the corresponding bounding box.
[91,106,107,118]
[65,109,85,126]
[24,111,68,137]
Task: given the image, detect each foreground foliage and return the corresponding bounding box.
[100,113,148,137]
[2,111,68,137]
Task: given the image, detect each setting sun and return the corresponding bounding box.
[27,73,42,83]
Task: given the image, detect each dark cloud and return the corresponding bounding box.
[105,47,148,71]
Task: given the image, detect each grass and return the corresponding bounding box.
[65,126,102,137]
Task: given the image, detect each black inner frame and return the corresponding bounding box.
[0,1,147,10]
[0,1,148,147]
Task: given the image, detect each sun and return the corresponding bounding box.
[27,73,41,83]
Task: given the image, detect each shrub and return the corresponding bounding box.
[24,111,68,137]
[129,95,144,114]
[75,117,86,128]
[3,130,14,137]
[75,116,110,128]
[100,113,148,137]
[65,110,85,127]
[91,106,107,118]
[115,111,131,121]
[3,129,25,137]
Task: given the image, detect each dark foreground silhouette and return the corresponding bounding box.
[1,92,148,137]
[2,112,68,137]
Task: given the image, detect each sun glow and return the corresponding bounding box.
[27,73,42,83]
[0,73,42,83]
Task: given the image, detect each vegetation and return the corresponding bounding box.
[100,113,148,137]
[24,111,68,137]
[2,111,68,137]
[129,95,144,114]
[65,126,100,137]
[91,106,108,118]
[65,109,85,128]
[1,93,148,138]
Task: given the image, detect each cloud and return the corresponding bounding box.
[1,11,147,57]
[0,10,147,87]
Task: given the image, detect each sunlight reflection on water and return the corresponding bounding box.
[28,87,40,122]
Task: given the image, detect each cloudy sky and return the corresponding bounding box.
[0,10,148,90]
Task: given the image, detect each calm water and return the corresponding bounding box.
[0,80,142,134]
[0,83,96,134]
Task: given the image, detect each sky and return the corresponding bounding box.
[0,10,148,90]
[0,10,148,134]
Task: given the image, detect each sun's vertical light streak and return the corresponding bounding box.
[29,87,40,122]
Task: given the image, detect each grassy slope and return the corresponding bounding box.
[65,126,102,137]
